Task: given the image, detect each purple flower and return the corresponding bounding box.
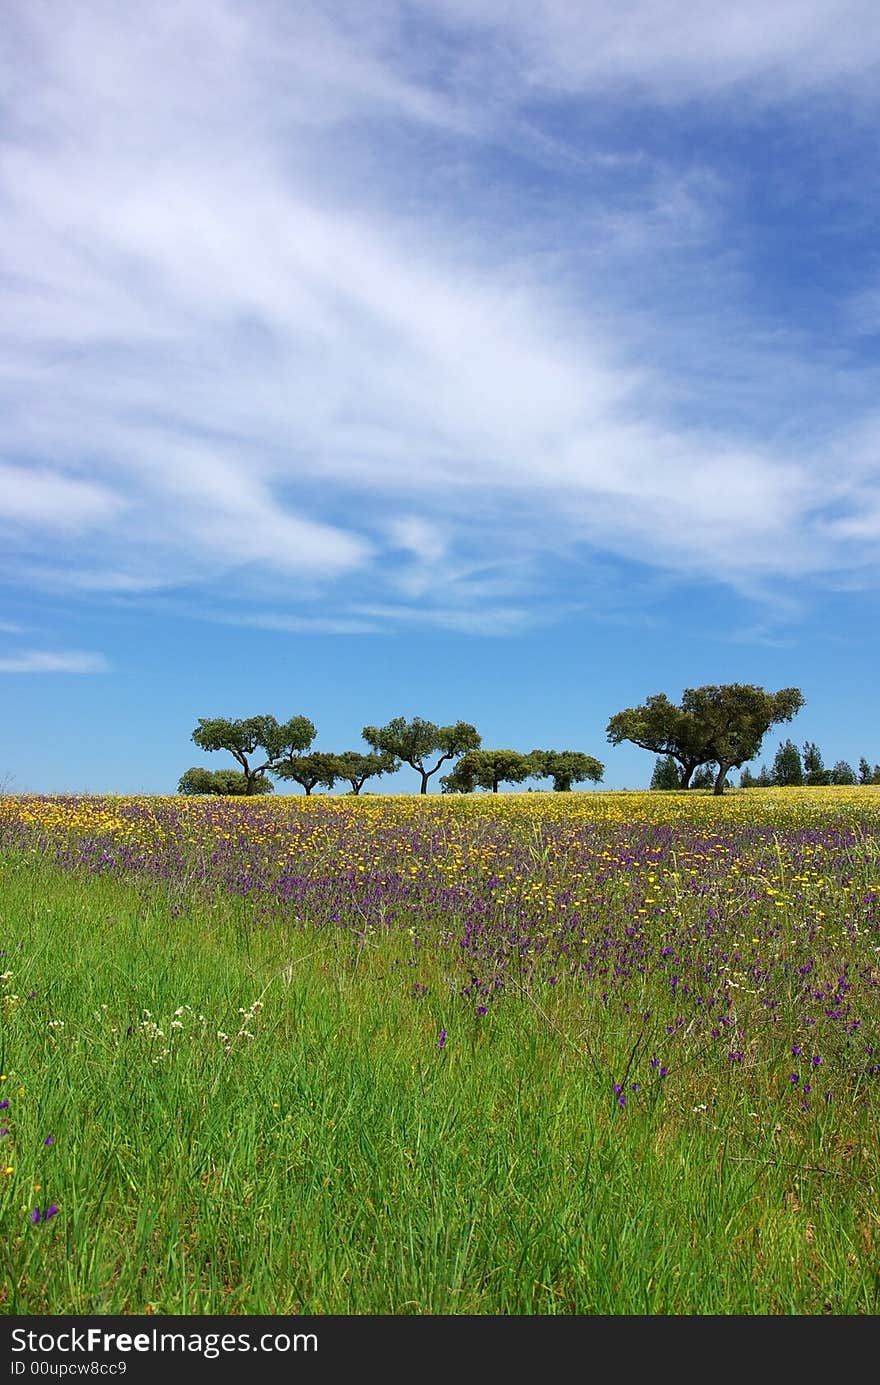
[811,1055,822,1067]
[792,1044,802,1056]
[437,1029,447,1050]
[44,1135,54,1147]
[0,1129,7,1139]
[476,1005,487,1016]
[30,1205,58,1223]
[0,1100,8,1110]
[790,1073,799,1084]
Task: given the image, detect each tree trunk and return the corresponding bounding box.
[713,764,729,795]
[304,784,312,795]
[679,764,695,789]
[419,771,429,794]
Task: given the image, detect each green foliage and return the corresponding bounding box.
[650,755,683,790]
[273,751,339,795]
[608,685,804,795]
[441,749,532,794]
[772,738,805,787]
[177,767,273,796]
[680,685,805,795]
[829,760,857,786]
[332,751,399,795]
[606,693,713,789]
[191,714,316,793]
[802,742,831,786]
[528,750,604,792]
[690,765,715,790]
[362,717,481,794]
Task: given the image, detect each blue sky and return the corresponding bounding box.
[2,0,880,794]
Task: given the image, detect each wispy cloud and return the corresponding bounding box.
[2,0,879,636]
[0,650,109,674]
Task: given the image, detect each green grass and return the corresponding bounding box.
[1,849,878,1315]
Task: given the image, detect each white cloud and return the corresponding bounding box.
[427,0,880,103]
[0,464,123,532]
[1,0,879,632]
[0,650,109,674]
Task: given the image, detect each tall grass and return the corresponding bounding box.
[0,793,879,1314]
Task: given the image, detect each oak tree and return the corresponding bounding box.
[362,717,481,794]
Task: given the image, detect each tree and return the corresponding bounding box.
[803,742,831,786]
[606,694,712,789]
[607,685,804,794]
[829,759,857,786]
[739,766,757,788]
[441,749,532,794]
[177,766,273,796]
[690,765,715,789]
[650,755,683,790]
[273,751,339,796]
[528,750,604,792]
[332,750,399,795]
[772,739,804,787]
[191,715,316,795]
[756,764,774,787]
[678,685,805,795]
[362,717,481,794]
[859,757,873,786]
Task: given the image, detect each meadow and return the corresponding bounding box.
[1,787,879,1315]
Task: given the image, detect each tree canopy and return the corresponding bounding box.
[441,749,533,794]
[191,714,316,795]
[177,766,274,796]
[362,717,481,794]
[606,694,710,789]
[273,751,340,796]
[529,750,604,792]
[608,685,805,794]
[650,755,683,791]
[332,750,399,795]
[772,738,804,787]
[681,685,805,794]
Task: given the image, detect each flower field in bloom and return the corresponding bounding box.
[4,788,880,1054]
[1,788,880,1313]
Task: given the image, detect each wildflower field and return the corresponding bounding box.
[1,787,879,1314]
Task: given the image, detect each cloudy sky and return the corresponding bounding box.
[2,0,880,792]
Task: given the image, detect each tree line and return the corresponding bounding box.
[178,682,851,798]
[737,740,880,788]
[178,715,604,797]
